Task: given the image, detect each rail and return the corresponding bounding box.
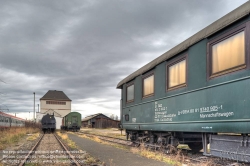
[78,131,132,146]
[54,133,81,166]
[18,133,81,166]
[18,134,44,166]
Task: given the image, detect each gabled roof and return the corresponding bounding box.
[40,90,71,101]
[82,113,110,122]
[117,1,250,88]
[0,111,26,121]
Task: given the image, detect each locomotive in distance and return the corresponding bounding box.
[41,113,56,133]
[117,1,250,162]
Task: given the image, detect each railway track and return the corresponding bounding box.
[2,133,83,166]
[20,133,82,166]
[78,131,132,146]
[77,131,249,166]
[19,134,80,166]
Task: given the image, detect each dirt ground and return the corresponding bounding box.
[80,128,126,139]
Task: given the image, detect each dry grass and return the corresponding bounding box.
[0,127,39,150]
[131,145,217,166]
[26,133,40,141]
[177,144,190,150]
[84,154,100,165]
[56,131,77,149]
[77,133,103,143]
[130,144,182,166]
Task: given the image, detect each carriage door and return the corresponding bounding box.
[72,116,77,125]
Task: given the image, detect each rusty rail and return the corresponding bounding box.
[18,134,44,166]
[18,133,81,166]
[78,132,132,146]
[54,133,81,166]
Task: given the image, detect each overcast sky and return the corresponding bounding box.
[0,0,248,120]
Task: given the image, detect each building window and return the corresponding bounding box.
[46,101,66,105]
[167,57,187,90]
[143,74,154,97]
[208,25,246,78]
[126,84,134,102]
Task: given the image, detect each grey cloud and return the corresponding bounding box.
[0,0,247,117]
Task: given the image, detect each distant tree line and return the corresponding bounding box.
[109,114,119,120]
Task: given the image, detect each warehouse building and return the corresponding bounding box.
[82,113,120,128]
[36,90,72,129]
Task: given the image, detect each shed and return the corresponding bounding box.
[82,113,120,128]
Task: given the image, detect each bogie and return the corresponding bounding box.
[126,130,201,152]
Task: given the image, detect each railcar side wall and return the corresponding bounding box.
[121,16,250,134]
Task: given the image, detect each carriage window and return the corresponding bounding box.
[168,58,186,90]
[209,27,246,77]
[143,74,154,97]
[125,114,129,121]
[126,84,134,102]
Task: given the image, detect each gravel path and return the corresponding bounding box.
[68,133,170,166]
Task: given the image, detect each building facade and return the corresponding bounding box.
[37,90,71,129]
[82,113,120,128]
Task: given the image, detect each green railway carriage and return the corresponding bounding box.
[61,112,81,131]
[117,2,250,162]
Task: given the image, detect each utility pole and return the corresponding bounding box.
[33,92,35,121]
[38,104,39,113]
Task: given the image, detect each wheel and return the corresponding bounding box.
[188,142,203,152]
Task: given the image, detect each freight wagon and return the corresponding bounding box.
[61,112,81,131]
[117,2,250,162]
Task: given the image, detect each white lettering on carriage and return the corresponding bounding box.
[154,102,174,121]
